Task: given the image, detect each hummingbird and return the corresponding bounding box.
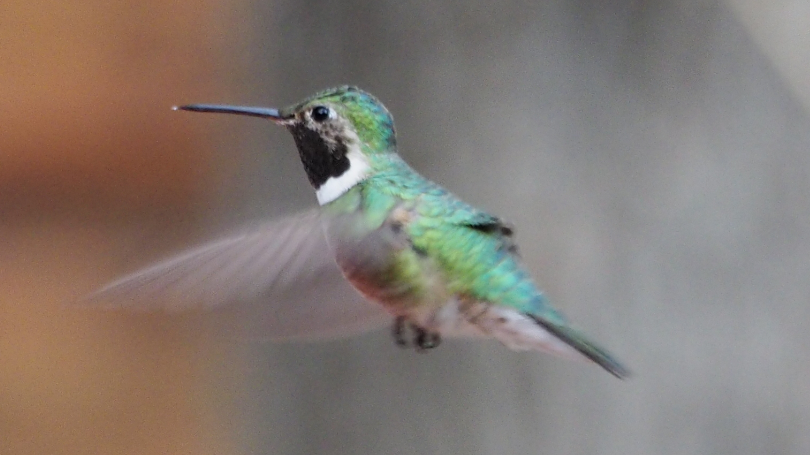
[91,86,629,379]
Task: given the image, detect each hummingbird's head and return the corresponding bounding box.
[175,86,396,205]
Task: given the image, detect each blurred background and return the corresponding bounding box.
[2,1,810,454]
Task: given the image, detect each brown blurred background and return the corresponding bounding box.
[2,1,810,454]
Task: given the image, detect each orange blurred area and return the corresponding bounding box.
[0,0,237,213]
[0,1,244,454]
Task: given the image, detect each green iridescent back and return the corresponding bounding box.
[354,153,565,323]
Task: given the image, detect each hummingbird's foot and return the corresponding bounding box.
[413,326,441,352]
[392,316,410,348]
[391,317,441,351]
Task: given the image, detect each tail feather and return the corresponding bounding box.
[528,315,630,379]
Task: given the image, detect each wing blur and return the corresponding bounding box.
[85,209,391,341]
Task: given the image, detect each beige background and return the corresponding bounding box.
[2,1,809,455]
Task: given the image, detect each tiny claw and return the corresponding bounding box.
[392,316,410,348]
[413,325,441,352]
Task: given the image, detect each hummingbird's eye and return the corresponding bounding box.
[311,106,331,122]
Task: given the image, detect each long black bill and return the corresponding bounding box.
[173,104,285,121]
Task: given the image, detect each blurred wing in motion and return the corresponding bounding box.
[85,209,391,341]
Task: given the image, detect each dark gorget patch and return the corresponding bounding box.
[289,125,351,188]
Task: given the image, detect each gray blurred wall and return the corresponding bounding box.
[210,1,810,454]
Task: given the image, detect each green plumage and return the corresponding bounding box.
[181,86,629,378]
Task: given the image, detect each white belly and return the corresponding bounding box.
[414,298,584,361]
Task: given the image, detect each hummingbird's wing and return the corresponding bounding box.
[85,209,392,341]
